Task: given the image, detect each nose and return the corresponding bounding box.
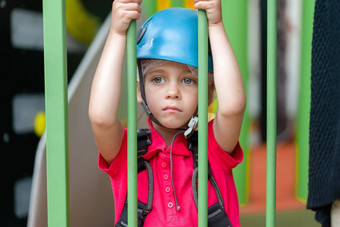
[166,82,181,99]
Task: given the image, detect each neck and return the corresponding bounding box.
[152,122,184,147]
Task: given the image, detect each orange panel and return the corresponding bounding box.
[157,0,170,11]
[184,0,195,9]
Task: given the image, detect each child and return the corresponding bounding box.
[89,0,246,226]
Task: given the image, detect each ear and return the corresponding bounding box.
[137,81,143,104]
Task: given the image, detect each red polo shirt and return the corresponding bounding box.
[98,118,243,226]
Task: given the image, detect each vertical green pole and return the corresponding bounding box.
[296,0,315,202]
[42,0,70,226]
[127,20,138,227]
[221,0,249,205]
[266,0,277,226]
[198,9,208,227]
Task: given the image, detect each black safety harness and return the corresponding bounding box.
[115,129,233,227]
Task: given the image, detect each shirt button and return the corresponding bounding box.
[165,186,171,193]
[168,202,174,208]
[163,174,169,180]
[161,162,167,168]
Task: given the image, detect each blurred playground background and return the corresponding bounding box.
[0,0,318,226]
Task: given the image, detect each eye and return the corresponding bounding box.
[183,78,196,85]
[152,76,164,84]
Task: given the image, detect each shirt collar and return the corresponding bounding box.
[143,118,192,160]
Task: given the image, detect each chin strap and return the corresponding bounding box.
[141,100,165,127]
[138,60,167,128]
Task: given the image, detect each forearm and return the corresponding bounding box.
[195,0,246,152]
[88,31,126,162]
[88,0,142,162]
[209,22,246,116]
[89,31,126,125]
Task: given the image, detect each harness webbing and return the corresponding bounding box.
[115,129,233,227]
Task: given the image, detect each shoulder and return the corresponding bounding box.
[207,120,243,170]
[98,128,128,176]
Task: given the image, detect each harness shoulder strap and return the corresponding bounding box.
[137,129,151,172]
[188,132,225,209]
[187,131,212,178]
[115,129,153,227]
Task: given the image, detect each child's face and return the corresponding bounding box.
[137,61,198,129]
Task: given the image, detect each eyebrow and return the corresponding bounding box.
[147,68,193,76]
[146,68,165,75]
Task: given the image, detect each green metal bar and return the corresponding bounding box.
[221,0,249,205]
[127,19,138,227]
[266,0,277,226]
[198,9,208,227]
[296,0,315,202]
[42,0,70,226]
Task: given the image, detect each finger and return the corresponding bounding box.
[193,0,209,4]
[194,2,209,10]
[117,0,143,6]
[124,10,141,20]
[194,1,216,10]
[123,3,142,12]
[118,0,141,3]
[114,2,142,13]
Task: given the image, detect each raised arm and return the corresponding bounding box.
[89,0,142,163]
[194,0,246,153]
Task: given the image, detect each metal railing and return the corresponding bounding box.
[42,0,70,226]
[266,0,277,225]
[197,9,209,226]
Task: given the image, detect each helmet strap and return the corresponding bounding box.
[137,60,147,106]
[138,60,165,128]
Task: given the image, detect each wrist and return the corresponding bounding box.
[209,19,224,28]
[208,20,225,33]
[108,29,127,40]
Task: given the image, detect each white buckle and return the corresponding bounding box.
[184,116,198,138]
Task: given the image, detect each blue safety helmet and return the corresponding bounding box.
[137,7,213,72]
[136,8,211,136]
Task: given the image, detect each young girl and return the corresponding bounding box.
[89,0,246,226]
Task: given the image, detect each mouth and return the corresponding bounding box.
[163,106,182,113]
